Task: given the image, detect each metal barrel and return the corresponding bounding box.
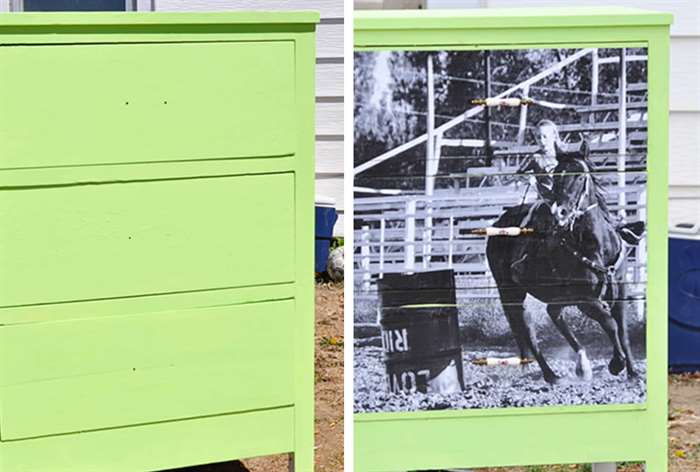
[378,269,464,394]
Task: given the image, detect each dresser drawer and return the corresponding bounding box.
[0,172,295,307]
[0,40,296,169]
[0,298,295,440]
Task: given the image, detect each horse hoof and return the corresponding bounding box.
[543,371,561,384]
[608,356,626,376]
[575,349,593,381]
[627,368,639,380]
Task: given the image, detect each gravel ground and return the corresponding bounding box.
[355,346,646,413]
[668,372,700,471]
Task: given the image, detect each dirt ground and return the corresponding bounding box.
[170,283,344,472]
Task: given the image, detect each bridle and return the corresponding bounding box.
[551,161,623,291]
[552,163,598,232]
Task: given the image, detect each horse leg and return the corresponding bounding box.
[501,290,560,384]
[610,297,638,379]
[546,304,592,380]
[578,300,626,376]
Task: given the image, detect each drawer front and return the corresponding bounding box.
[0,40,295,169]
[0,172,295,307]
[0,299,295,440]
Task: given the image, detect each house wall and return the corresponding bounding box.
[425,0,700,228]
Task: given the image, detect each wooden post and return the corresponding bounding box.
[517,84,530,144]
[484,50,493,166]
[448,215,454,269]
[639,188,647,283]
[637,189,647,320]
[361,225,371,291]
[424,54,436,269]
[405,200,416,273]
[617,48,627,219]
[426,53,436,197]
[379,218,386,279]
[590,49,599,124]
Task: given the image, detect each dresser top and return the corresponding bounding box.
[0,10,320,27]
[355,7,672,31]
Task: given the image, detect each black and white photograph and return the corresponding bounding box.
[354,47,649,413]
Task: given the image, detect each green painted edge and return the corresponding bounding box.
[355,41,649,52]
[292,28,317,472]
[0,11,320,26]
[354,7,671,31]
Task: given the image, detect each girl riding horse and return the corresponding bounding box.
[512,120,582,274]
[487,138,645,384]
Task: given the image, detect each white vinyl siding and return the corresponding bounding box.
[427,0,700,227]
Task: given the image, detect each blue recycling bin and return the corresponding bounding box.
[315,196,338,273]
[669,222,700,373]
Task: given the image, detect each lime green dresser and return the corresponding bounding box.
[0,12,317,471]
[354,8,670,472]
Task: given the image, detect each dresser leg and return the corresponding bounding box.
[290,450,314,471]
[592,463,616,472]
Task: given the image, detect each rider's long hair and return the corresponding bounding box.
[535,119,565,153]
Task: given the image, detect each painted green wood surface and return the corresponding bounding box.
[1,299,294,440]
[0,41,296,168]
[1,407,295,472]
[354,8,670,472]
[354,7,671,32]
[292,27,317,472]
[0,11,319,26]
[0,173,295,306]
[0,11,317,472]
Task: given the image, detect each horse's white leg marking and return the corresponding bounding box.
[428,360,462,394]
[576,349,593,381]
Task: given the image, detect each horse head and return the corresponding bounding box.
[550,141,600,230]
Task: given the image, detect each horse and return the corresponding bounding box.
[485,148,645,384]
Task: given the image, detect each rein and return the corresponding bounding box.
[558,165,599,232]
[557,233,624,300]
[555,166,623,285]
[557,238,620,277]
